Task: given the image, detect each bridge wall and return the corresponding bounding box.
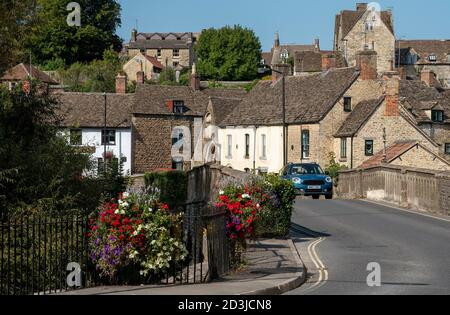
[337,165,450,216]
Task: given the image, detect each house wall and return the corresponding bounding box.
[219,126,284,174]
[123,55,159,82]
[349,100,440,168]
[132,115,198,174]
[420,64,450,87]
[339,12,395,73]
[146,48,190,68]
[64,128,132,175]
[391,146,450,171]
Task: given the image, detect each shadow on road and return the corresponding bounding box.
[290,222,331,238]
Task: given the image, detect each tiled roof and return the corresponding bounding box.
[128,40,190,50]
[334,97,385,137]
[359,141,418,169]
[271,44,316,65]
[209,97,243,125]
[133,84,247,117]
[54,92,134,128]
[144,55,164,69]
[0,63,58,84]
[294,51,347,73]
[399,80,450,124]
[220,67,360,126]
[397,40,450,65]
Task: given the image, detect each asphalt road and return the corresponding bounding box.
[287,199,450,295]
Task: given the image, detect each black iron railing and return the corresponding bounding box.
[0,204,229,295]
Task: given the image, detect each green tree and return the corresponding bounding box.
[25,0,122,66]
[0,0,37,73]
[196,25,262,81]
[0,82,103,216]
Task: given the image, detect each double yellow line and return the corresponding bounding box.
[307,237,328,290]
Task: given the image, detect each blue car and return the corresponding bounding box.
[281,163,333,199]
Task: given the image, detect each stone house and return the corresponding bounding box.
[359,141,450,171]
[334,3,395,73]
[0,63,58,91]
[396,40,450,87]
[55,92,134,175]
[122,52,164,82]
[124,31,199,69]
[334,51,450,170]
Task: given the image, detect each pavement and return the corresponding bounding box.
[286,198,450,295]
[61,238,306,295]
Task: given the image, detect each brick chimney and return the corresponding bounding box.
[398,67,407,80]
[322,53,337,71]
[356,3,368,11]
[356,50,378,80]
[421,69,439,87]
[115,73,127,94]
[136,71,145,84]
[383,71,400,116]
[190,63,200,90]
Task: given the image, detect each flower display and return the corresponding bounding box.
[88,192,187,281]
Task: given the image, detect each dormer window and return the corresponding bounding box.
[428,54,437,62]
[432,110,444,122]
[173,100,184,114]
[280,49,289,63]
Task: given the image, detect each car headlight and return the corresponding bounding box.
[325,176,332,183]
[292,177,302,184]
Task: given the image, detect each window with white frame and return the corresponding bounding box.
[101,130,116,145]
[245,134,250,159]
[301,130,310,159]
[261,134,267,159]
[341,138,347,159]
[227,135,232,158]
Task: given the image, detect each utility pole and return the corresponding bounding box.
[382,128,387,163]
[103,92,107,173]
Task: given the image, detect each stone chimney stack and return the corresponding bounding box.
[274,32,280,48]
[115,73,127,94]
[383,71,400,116]
[322,53,337,71]
[136,71,145,84]
[190,63,201,91]
[356,50,378,80]
[421,69,439,87]
[131,28,137,42]
[356,3,368,11]
[271,64,291,84]
[314,38,320,52]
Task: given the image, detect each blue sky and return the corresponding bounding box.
[117,0,450,51]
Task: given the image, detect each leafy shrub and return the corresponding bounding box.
[144,171,187,207]
[324,152,348,187]
[254,174,296,238]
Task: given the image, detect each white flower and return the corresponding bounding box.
[120,210,125,215]
[242,194,251,199]
[123,192,129,198]
[122,202,129,208]
[114,209,120,214]
[219,190,225,195]
[118,200,123,205]
[256,203,260,209]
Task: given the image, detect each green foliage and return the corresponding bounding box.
[158,67,177,85]
[324,152,348,187]
[144,171,188,207]
[98,157,127,202]
[196,25,262,81]
[25,0,122,66]
[0,83,102,216]
[243,80,260,92]
[254,174,296,238]
[58,48,123,92]
[0,0,36,73]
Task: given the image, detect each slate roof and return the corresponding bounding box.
[133,84,247,117]
[271,44,316,65]
[1,63,58,84]
[335,8,394,41]
[334,97,385,137]
[209,97,243,125]
[397,40,450,65]
[220,67,360,127]
[399,80,450,124]
[128,40,191,50]
[359,141,419,169]
[294,51,347,73]
[54,92,134,128]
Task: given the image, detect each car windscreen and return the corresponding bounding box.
[291,164,324,175]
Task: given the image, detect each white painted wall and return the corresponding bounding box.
[63,128,132,175]
[218,126,284,174]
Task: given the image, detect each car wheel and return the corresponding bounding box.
[325,194,333,200]
[312,195,320,200]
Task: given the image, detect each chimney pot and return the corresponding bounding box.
[356,3,368,11]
